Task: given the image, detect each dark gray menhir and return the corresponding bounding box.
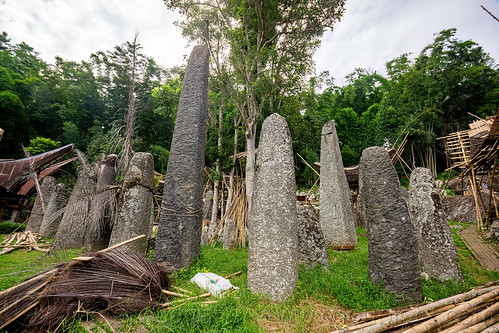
[39,182,67,238]
[109,152,154,254]
[154,45,209,269]
[247,113,298,302]
[26,176,57,233]
[296,203,329,269]
[85,154,117,251]
[53,166,97,249]
[408,167,463,281]
[319,120,357,248]
[223,218,236,250]
[359,147,422,302]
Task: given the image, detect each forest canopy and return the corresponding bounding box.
[0,28,497,186]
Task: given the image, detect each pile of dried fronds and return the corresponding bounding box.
[0,231,50,255]
[0,250,170,332]
[334,281,499,333]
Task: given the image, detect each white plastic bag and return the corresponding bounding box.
[190,272,239,297]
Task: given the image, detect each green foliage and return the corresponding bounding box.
[0,222,25,234]
[148,144,170,174]
[26,136,61,155]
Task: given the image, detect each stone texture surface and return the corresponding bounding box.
[39,182,67,238]
[223,218,236,250]
[319,120,357,248]
[203,190,214,221]
[247,113,298,302]
[109,152,154,254]
[85,154,117,251]
[154,45,209,269]
[296,203,329,269]
[485,220,499,242]
[200,226,209,246]
[442,195,483,223]
[26,176,57,233]
[359,147,422,302]
[408,168,463,281]
[53,167,97,249]
[356,174,366,228]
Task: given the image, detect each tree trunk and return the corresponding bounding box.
[209,105,223,239]
[226,117,239,216]
[245,121,257,220]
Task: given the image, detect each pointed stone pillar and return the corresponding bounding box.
[109,152,154,254]
[319,120,357,249]
[359,147,422,302]
[247,113,298,302]
[154,45,209,269]
[26,176,57,233]
[408,167,463,281]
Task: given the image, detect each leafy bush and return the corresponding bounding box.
[26,137,61,155]
[0,222,25,234]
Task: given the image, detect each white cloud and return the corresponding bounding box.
[0,0,498,86]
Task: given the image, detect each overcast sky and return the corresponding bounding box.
[1,0,498,86]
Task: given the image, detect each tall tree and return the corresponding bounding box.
[164,0,346,211]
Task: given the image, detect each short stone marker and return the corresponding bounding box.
[319,120,357,249]
[109,152,154,254]
[26,176,57,233]
[296,203,329,269]
[203,190,214,221]
[86,154,117,251]
[247,113,298,302]
[53,167,97,249]
[154,45,209,269]
[39,182,67,238]
[359,147,422,302]
[223,218,236,250]
[200,226,209,246]
[408,167,463,281]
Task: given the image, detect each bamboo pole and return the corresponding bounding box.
[460,313,499,333]
[0,300,40,329]
[162,289,188,298]
[470,166,483,228]
[352,286,498,333]
[172,286,192,294]
[161,292,211,307]
[440,301,499,333]
[224,271,243,279]
[403,287,499,333]
[481,321,499,332]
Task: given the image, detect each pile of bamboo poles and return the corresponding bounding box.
[334,281,499,333]
[0,230,50,255]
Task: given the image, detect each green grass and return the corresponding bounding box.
[2,226,498,332]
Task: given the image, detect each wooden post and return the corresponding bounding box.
[470,166,482,229]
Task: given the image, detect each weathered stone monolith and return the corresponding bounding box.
[39,182,67,238]
[53,167,97,249]
[26,176,57,233]
[203,190,214,221]
[85,154,117,251]
[359,147,422,302]
[247,113,298,302]
[319,120,357,249]
[296,203,329,269]
[200,226,209,246]
[154,45,209,269]
[109,152,154,254]
[223,218,236,250]
[408,167,463,281]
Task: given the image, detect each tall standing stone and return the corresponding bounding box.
[154,45,209,269]
[408,168,463,281]
[296,203,329,269]
[109,152,154,254]
[26,176,57,233]
[85,154,117,251]
[247,113,298,302]
[53,167,97,249]
[319,120,357,249]
[39,182,67,238]
[203,190,214,221]
[359,147,422,302]
[223,218,236,250]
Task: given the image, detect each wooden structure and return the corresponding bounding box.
[0,144,76,218]
[439,114,499,230]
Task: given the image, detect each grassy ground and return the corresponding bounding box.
[1,225,498,332]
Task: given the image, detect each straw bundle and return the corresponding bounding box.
[0,251,170,332]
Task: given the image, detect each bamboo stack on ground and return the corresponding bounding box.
[333,281,499,333]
